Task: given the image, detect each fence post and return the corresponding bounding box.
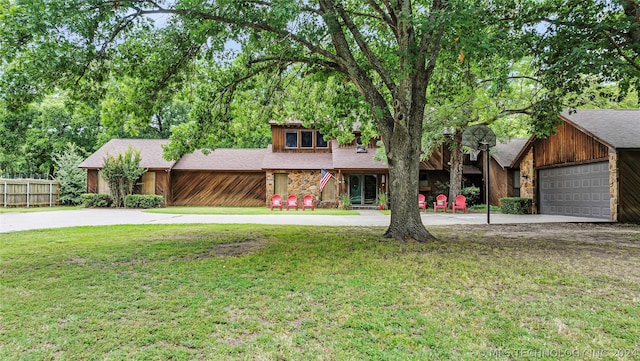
[50,182,53,207]
[27,181,30,208]
[3,180,6,208]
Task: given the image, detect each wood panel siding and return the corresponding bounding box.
[534,122,609,167]
[171,171,266,206]
[618,150,640,222]
[489,157,508,206]
[87,170,98,193]
[420,145,444,170]
[271,126,332,153]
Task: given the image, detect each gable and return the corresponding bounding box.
[534,120,609,167]
[78,139,175,169]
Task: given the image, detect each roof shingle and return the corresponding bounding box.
[78,139,175,169]
[561,109,640,148]
[173,148,267,171]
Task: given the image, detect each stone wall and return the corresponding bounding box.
[266,170,338,208]
[518,148,536,212]
[609,150,619,221]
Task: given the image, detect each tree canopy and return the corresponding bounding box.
[1,0,638,240]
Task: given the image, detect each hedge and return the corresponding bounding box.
[125,194,165,208]
[500,197,532,214]
[81,193,113,208]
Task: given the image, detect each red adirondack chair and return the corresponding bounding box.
[452,195,467,213]
[433,194,447,213]
[302,195,315,211]
[270,194,283,211]
[286,195,299,211]
[418,194,427,212]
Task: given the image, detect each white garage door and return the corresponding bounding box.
[539,162,610,219]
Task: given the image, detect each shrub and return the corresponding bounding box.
[81,193,112,208]
[53,143,87,205]
[125,194,164,208]
[100,147,146,207]
[500,197,532,214]
[461,186,481,205]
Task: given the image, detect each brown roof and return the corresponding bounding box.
[492,138,529,169]
[331,140,388,170]
[561,109,640,148]
[78,139,175,169]
[261,145,333,170]
[173,148,267,171]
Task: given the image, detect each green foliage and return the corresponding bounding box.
[99,148,146,208]
[377,192,388,209]
[500,197,532,214]
[460,186,481,206]
[81,193,112,208]
[0,94,100,175]
[53,143,86,205]
[339,194,352,210]
[124,194,164,209]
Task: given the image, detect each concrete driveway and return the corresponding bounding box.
[0,208,610,233]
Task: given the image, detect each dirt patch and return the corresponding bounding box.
[434,222,640,247]
[188,240,268,259]
[430,222,640,284]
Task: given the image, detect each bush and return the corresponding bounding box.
[461,186,481,205]
[81,193,112,208]
[125,194,164,208]
[500,197,532,214]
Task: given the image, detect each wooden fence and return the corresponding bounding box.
[0,179,60,207]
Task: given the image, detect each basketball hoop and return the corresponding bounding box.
[470,149,482,161]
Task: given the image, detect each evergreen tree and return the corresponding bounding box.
[53,143,86,205]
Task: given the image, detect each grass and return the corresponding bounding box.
[0,205,80,213]
[1,224,639,360]
[468,204,502,212]
[145,206,360,215]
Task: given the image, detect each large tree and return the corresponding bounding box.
[0,0,551,241]
[526,0,640,106]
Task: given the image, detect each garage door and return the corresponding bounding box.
[539,162,610,218]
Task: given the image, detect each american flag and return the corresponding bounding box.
[320,169,332,192]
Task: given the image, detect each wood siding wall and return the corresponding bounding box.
[87,170,98,193]
[171,171,266,206]
[534,122,609,167]
[618,150,640,222]
[271,126,332,153]
[420,145,444,170]
[489,157,508,206]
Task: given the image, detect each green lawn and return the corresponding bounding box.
[145,206,360,215]
[1,224,638,360]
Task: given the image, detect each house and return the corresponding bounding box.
[79,120,528,209]
[513,109,640,221]
[79,121,390,208]
[78,139,175,199]
[487,138,529,205]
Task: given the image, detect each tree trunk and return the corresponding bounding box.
[383,112,435,242]
[448,131,463,207]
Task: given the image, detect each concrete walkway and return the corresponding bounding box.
[0,208,610,233]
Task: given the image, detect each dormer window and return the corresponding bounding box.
[316,132,328,148]
[283,129,328,149]
[285,131,298,148]
[301,131,313,148]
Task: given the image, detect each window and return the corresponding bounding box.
[285,132,298,148]
[316,132,328,148]
[301,131,313,148]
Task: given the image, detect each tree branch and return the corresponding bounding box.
[333,3,396,93]
[136,8,341,66]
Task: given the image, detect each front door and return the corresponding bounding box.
[348,174,378,205]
